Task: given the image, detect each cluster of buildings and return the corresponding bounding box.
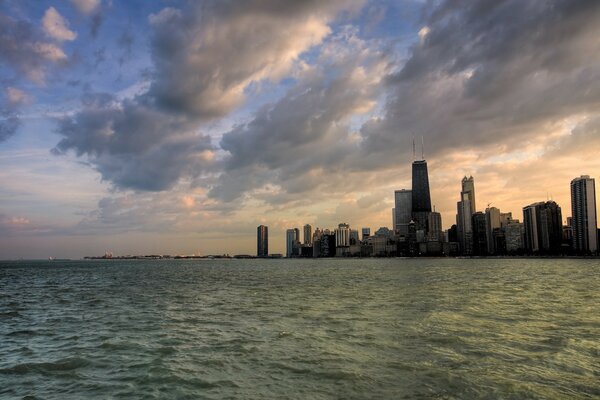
[256,157,598,258]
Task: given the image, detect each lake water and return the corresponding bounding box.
[1,258,598,399]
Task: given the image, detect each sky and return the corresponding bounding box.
[1,0,599,258]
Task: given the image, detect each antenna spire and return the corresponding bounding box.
[412,136,416,161]
[421,136,424,160]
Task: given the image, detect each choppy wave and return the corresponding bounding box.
[0,258,599,399]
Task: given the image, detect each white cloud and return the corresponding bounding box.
[42,7,77,42]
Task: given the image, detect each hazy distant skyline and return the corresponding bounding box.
[1,0,599,258]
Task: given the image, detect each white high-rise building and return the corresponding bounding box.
[335,223,350,247]
[571,176,598,253]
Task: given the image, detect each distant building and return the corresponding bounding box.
[485,207,501,254]
[335,223,350,256]
[394,189,412,235]
[349,229,359,245]
[374,226,394,238]
[462,176,476,216]
[320,233,336,257]
[472,212,487,256]
[571,175,598,254]
[412,160,432,233]
[303,224,312,245]
[286,228,298,258]
[457,192,473,255]
[361,227,371,240]
[523,201,563,254]
[505,220,525,254]
[257,225,268,257]
[427,211,443,242]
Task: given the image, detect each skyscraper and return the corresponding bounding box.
[571,176,598,254]
[456,192,473,255]
[335,223,350,257]
[427,211,442,241]
[394,189,412,235]
[485,207,501,254]
[286,228,297,258]
[472,212,487,256]
[256,225,268,257]
[412,160,432,232]
[523,201,563,254]
[303,224,312,245]
[461,176,476,216]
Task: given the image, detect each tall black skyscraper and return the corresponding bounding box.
[257,225,268,257]
[411,160,432,232]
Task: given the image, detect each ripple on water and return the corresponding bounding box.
[0,258,598,399]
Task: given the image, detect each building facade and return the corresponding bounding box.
[286,228,297,258]
[461,176,476,216]
[411,160,432,232]
[394,189,412,235]
[523,201,563,254]
[571,176,598,254]
[303,224,312,245]
[256,225,268,257]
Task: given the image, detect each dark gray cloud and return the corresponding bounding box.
[215,30,387,201]
[361,0,600,159]
[53,93,216,191]
[54,0,359,192]
[210,0,600,206]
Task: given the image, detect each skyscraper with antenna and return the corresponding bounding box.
[411,137,432,233]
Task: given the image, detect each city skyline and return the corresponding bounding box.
[1,1,600,258]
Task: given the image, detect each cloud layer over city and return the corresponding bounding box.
[1,0,599,258]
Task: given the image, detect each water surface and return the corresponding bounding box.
[1,258,598,399]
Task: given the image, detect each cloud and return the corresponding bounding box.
[53,0,362,192]
[70,0,101,15]
[215,27,388,201]
[0,12,70,84]
[0,87,31,142]
[42,7,77,42]
[53,93,217,191]
[146,0,360,119]
[5,87,32,106]
[360,0,600,162]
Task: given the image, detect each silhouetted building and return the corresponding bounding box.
[505,220,524,254]
[485,207,501,254]
[571,176,598,254]
[319,233,336,257]
[257,225,268,257]
[394,189,412,235]
[472,212,487,256]
[303,224,312,245]
[523,201,563,254]
[412,160,432,232]
[448,224,458,243]
[428,211,442,241]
